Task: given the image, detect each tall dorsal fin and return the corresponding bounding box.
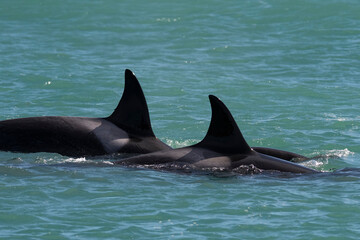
[106,69,155,137]
[196,95,252,154]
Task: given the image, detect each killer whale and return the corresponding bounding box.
[252,147,308,161]
[0,69,171,157]
[116,95,318,174]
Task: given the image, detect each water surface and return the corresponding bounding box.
[1,0,360,239]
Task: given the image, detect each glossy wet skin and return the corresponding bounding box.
[118,145,316,173]
[116,95,318,174]
[0,116,170,157]
[252,147,308,161]
[0,69,171,157]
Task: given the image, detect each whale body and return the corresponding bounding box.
[116,95,318,174]
[0,69,171,157]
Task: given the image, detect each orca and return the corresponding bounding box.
[116,95,318,174]
[252,147,309,161]
[0,69,171,157]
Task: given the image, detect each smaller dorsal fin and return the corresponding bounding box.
[106,69,155,137]
[196,95,252,154]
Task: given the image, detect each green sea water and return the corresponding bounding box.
[1,0,360,239]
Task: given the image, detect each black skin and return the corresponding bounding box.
[115,95,319,174]
[0,69,171,157]
[252,147,309,161]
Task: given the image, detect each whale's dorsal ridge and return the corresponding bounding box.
[196,95,252,154]
[106,69,155,137]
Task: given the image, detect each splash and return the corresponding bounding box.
[303,159,327,169]
[65,157,88,163]
[64,157,114,166]
[312,148,354,159]
[165,139,199,148]
[34,156,114,166]
[232,164,263,175]
[325,148,354,158]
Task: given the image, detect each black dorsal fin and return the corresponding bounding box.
[196,95,252,154]
[106,69,155,137]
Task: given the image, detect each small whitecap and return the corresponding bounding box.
[65,157,88,163]
[156,17,180,23]
[102,161,114,165]
[324,113,349,122]
[337,118,347,122]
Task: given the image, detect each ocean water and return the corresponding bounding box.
[1,0,360,239]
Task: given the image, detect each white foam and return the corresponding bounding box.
[324,148,354,158]
[64,157,88,163]
[165,139,198,148]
